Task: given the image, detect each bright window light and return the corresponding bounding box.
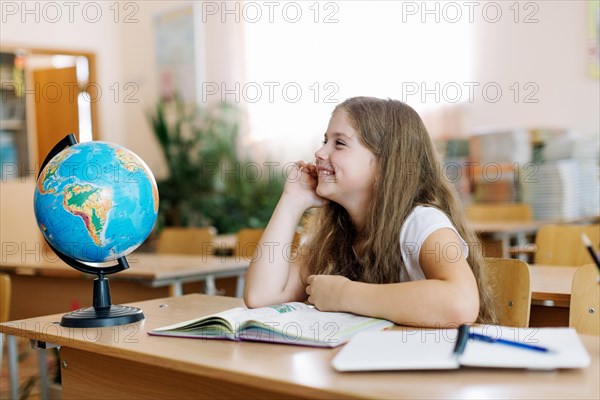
[243,1,473,160]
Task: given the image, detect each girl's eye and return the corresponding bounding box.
[321,139,346,146]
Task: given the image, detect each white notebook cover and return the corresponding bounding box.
[332,326,591,372]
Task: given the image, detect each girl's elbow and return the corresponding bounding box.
[243,291,264,309]
[449,298,479,325]
[244,295,263,308]
[243,289,280,309]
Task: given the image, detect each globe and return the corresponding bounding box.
[34,140,159,263]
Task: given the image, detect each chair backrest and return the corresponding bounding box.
[0,273,11,323]
[535,224,600,266]
[466,203,533,222]
[156,227,216,255]
[484,258,531,327]
[235,228,264,259]
[234,229,301,259]
[569,264,600,335]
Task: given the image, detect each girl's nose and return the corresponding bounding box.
[315,143,328,161]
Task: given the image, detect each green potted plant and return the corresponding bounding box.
[147,97,283,233]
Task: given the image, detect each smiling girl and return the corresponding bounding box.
[244,97,495,327]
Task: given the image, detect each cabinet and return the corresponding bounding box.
[0,50,30,180]
[0,46,98,181]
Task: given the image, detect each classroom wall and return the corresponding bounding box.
[1,0,598,178]
[466,0,599,136]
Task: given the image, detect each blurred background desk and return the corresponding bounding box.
[0,253,248,319]
[471,221,543,258]
[528,264,577,328]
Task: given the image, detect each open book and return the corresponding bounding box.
[332,325,591,371]
[148,302,394,348]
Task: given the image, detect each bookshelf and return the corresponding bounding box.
[0,50,30,180]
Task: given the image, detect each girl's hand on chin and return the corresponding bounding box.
[282,161,328,209]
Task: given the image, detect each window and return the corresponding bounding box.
[243,1,473,161]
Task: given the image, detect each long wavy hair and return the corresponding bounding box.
[303,97,495,324]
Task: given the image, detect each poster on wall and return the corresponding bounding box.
[589,1,599,78]
[154,6,197,101]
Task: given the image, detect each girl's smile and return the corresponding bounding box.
[316,164,336,180]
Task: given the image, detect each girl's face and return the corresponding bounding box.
[314,110,378,214]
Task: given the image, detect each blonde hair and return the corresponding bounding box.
[303,97,495,324]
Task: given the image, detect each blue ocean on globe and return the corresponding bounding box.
[34,141,159,262]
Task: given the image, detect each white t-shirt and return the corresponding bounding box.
[399,206,468,282]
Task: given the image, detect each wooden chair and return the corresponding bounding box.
[235,229,301,259]
[569,264,600,335]
[156,227,216,255]
[156,227,219,295]
[234,228,264,259]
[484,258,532,327]
[534,224,600,266]
[233,229,264,298]
[466,203,533,222]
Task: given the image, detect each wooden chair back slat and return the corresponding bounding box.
[569,264,600,335]
[535,224,600,266]
[484,258,531,327]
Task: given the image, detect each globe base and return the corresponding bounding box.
[60,305,145,328]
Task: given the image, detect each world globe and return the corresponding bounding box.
[34,140,159,263]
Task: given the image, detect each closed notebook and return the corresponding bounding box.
[332,325,591,371]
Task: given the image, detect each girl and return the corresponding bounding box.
[244,97,495,327]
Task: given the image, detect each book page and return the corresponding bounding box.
[238,304,394,347]
[151,302,393,347]
[150,303,310,334]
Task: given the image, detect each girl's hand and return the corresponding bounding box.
[305,275,351,312]
[282,161,328,210]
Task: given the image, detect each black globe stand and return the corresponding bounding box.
[38,134,145,328]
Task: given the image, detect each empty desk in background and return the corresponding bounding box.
[528,264,578,327]
[471,221,543,258]
[0,294,598,399]
[0,252,249,320]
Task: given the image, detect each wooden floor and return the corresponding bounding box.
[1,336,59,399]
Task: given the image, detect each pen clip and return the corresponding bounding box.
[453,324,470,356]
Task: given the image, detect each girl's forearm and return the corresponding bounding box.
[341,279,479,327]
[243,194,307,307]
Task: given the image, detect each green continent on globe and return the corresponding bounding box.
[63,183,112,246]
[37,149,77,195]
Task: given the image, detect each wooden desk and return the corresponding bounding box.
[529,264,576,306]
[471,221,543,258]
[1,294,598,399]
[0,252,249,319]
[528,264,578,327]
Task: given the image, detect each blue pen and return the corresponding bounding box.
[468,332,550,353]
